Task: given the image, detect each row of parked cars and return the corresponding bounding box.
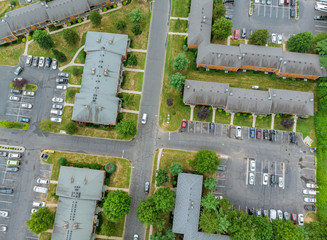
[26,55,57,70]
[255,0,295,5]
[50,72,69,123]
[248,160,284,187]
[249,208,304,225]
[31,178,49,214]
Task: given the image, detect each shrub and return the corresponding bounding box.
[103,7,107,11]
[197,106,210,120]
[27,36,32,41]
[156,169,169,186]
[115,20,127,31]
[67,22,71,26]
[72,67,81,76]
[113,4,117,8]
[127,54,138,66]
[123,1,127,5]
[66,88,75,98]
[62,29,80,45]
[129,9,143,23]
[77,19,82,23]
[167,98,173,106]
[105,162,117,173]
[280,118,294,129]
[131,24,142,36]
[89,10,102,26]
[52,49,67,63]
[17,37,22,44]
[22,38,26,43]
[65,121,78,135]
[10,0,15,6]
[57,157,67,166]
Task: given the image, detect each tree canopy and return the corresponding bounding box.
[272,219,302,240]
[199,211,219,234]
[52,49,67,63]
[248,29,269,46]
[204,177,217,191]
[33,30,54,49]
[25,207,55,234]
[129,9,143,23]
[227,209,255,239]
[251,215,273,240]
[115,119,137,137]
[155,169,169,186]
[173,53,190,70]
[137,197,159,225]
[315,39,327,56]
[115,20,127,31]
[103,190,131,222]
[190,149,220,174]
[153,187,175,213]
[89,10,102,26]
[62,29,80,45]
[201,193,219,213]
[65,121,78,135]
[213,3,226,19]
[287,32,313,53]
[169,162,183,176]
[168,72,185,91]
[212,17,232,40]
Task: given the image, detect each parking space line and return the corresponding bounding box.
[270,5,273,18]
[0,201,12,204]
[246,158,249,185]
[264,5,266,17]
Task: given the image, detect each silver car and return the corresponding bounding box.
[26,55,32,65]
[250,160,256,172]
[249,172,255,185]
[23,91,35,97]
[21,103,33,109]
[270,209,276,220]
[277,210,283,220]
[303,189,317,195]
[52,97,64,103]
[304,197,316,203]
[50,117,62,123]
[263,173,269,185]
[9,95,20,101]
[39,57,45,68]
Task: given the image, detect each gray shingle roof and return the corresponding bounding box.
[52,166,105,240]
[72,31,128,125]
[0,21,12,38]
[172,173,230,240]
[187,0,212,46]
[46,0,90,22]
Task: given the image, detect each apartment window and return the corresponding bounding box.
[8,36,15,41]
[110,0,115,5]
[26,26,33,31]
[74,15,79,19]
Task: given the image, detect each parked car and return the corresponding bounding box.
[0,151,7,157]
[271,33,277,43]
[181,119,187,131]
[224,15,232,20]
[52,97,64,103]
[37,178,49,185]
[23,91,35,97]
[141,113,148,125]
[263,173,268,185]
[56,78,68,84]
[267,0,271,4]
[21,103,33,109]
[304,198,316,203]
[304,205,316,211]
[7,160,20,166]
[19,117,30,123]
[33,201,46,207]
[33,186,48,194]
[0,211,8,218]
[249,172,255,185]
[32,56,39,67]
[250,127,255,138]
[56,85,67,90]
[52,104,63,110]
[278,176,283,188]
[248,208,254,215]
[218,165,226,171]
[285,0,289,4]
[133,234,138,240]
[39,57,45,68]
[11,89,22,94]
[314,15,327,20]
[263,129,269,140]
[250,160,256,171]
[0,188,13,194]
[50,109,63,116]
[6,167,19,172]
[270,209,276,220]
[8,153,21,158]
[0,225,6,232]
[241,28,246,38]
[145,181,150,193]
[306,183,318,188]
[279,0,284,5]
[45,57,52,68]
[277,34,283,45]
[298,214,304,226]
[290,132,296,143]
[26,55,33,66]
[291,213,297,224]
[52,59,58,70]
[236,126,242,138]
[263,209,268,217]
[50,117,62,123]
[256,209,262,217]
[284,212,290,221]
[31,208,38,214]
[58,72,69,78]
[271,174,277,186]
[270,130,276,142]
[14,66,23,76]
[234,29,239,40]
[277,210,283,220]
[291,0,295,6]
[290,7,295,18]
[261,0,265,4]
[209,122,215,133]
[303,189,317,195]
[256,129,261,139]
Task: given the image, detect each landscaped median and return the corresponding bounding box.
[122,71,144,91]
[0,120,29,130]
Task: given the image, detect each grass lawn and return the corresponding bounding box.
[268,43,283,48]
[169,19,188,33]
[150,151,159,196]
[297,116,316,147]
[121,71,143,91]
[233,114,253,127]
[274,116,293,131]
[46,151,131,189]
[171,0,190,17]
[0,0,19,18]
[119,93,141,111]
[193,106,213,122]
[0,42,25,66]
[212,38,228,45]
[255,116,272,130]
[74,48,85,64]
[63,66,83,85]
[46,183,59,204]
[126,52,146,69]
[97,212,125,237]
[65,87,80,104]
[230,39,246,46]
[39,232,52,240]
[215,110,231,124]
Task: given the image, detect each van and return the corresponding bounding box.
[50,109,63,116]
[7,160,20,166]
[8,153,21,159]
[33,186,48,194]
[236,126,242,138]
[279,0,284,5]
[141,113,147,124]
[33,201,46,207]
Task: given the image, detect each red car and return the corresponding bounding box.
[181,119,187,132]
[291,213,297,225]
[234,30,239,40]
[256,129,261,139]
[284,0,289,4]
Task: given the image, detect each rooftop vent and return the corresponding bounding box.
[45,4,48,8]
[97,38,101,43]
[268,96,271,100]
[279,58,283,61]
[85,105,88,109]
[273,94,276,97]
[187,85,190,89]
[108,39,113,44]
[91,68,95,75]
[310,98,313,102]
[104,69,109,76]
[98,106,102,110]
[225,88,229,92]
[83,176,87,185]
[230,92,233,96]
[283,61,287,65]
[64,222,69,229]
[41,2,44,5]
[70,176,74,183]
[73,224,79,230]
[238,56,242,60]
[4,14,8,18]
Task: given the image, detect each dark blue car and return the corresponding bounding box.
[250,128,255,138]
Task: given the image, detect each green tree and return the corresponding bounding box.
[173,53,190,70]
[155,169,169,186]
[100,220,115,236]
[57,157,67,166]
[127,54,138,66]
[62,29,80,45]
[251,215,273,240]
[103,190,131,222]
[115,20,127,31]
[216,210,231,234]
[2,121,15,128]
[313,32,327,45]
[137,197,158,225]
[204,177,217,191]
[201,193,219,213]
[89,11,102,26]
[115,119,137,137]
[190,149,220,174]
[33,30,54,49]
[315,39,327,56]
[64,121,77,135]
[153,188,175,212]
[320,56,327,69]
[302,219,327,239]
[227,209,255,239]
[39,118,52,132]
[287,32,313,53]
[131,24,142,35]
[199,211,219,234]
[218,198,232,212]
[164,228,176,240]
[129,9,143,23]
[52,49,67,63]
[25,207,55,234]
[169,162,183,176]
[213,3,226,19]
[150,231,165,240]
[248,29,269,46]
[272,219,303,240]
[212,17,232,40]
[168,72,185,91]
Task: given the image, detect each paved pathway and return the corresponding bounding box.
[123,68,145,72]
[68,84,81,88]
[60,63,84,71]
[190,105,194,121]
[120,109,139,114]
[293,115,298,132]
[105,186,129,192]
[95,235,122,240]
[64,103,74,107]
[227,36,231,46]
[170,17,188,21]
[230,113,235,125]
[119,89,141,95]
[252,114,256,128]
[23,39,33,56]
[271,113,275,130]
[50,180,58,184]
[168,32,188,36]
[72,45,85,63]
[212,108,216,123]
[128,48,147,53]
[46,203,58,207]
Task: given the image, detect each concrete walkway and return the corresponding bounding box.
[190,105,195,121]
[123,68,145,72]
[119,89,142,95]
[293,115,298,132]
[46,203,58,207]
[23,39,33,55]
[72,45,85,63]
[271,114,275,130]
[120,109,139,114]
[50,180,58,184]
[95,235,122,240]
[105,186,129,192]
[68,84,81,88]
[168,32,188,36]
[230,113,235,125]
[227,36,231,46]
[170,17,188,21]
[212,107,216,123]
[128,48,147,53]
[64,103,74,107]
[252,114,256,128]
[60,63,84,71]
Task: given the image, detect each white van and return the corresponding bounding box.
[236,126,242,138]
[141,113,147,124]
[8,153,21,159]
[50,109,63,116]
[32,201,46,207]
[7,160,20,166]
[33,186,48,194]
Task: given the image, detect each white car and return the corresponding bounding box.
[278,177,283,188]
[26,55,32,66]
[50,117,62,123]
[236,126,242,138]
[0,225,7,232]
[277,34,283,45]
[58,72,69,78]
[277,210,283,220]
[33,201,46,207]
[52,97,64,103]
[298,214,304,226]
[33,186,48,194]
[250,160,256,172]
[306,183,318,189]
[37,178,49,185]
[21,103,33,109]
[0,211,8,217]
[31,208,38,214]
[9,95,20,101]
[23,91,35,97]
[304,197,316,203]
[56,85,67,90]
[303,189,317,195]
[133,234,138,240]
[255,0,260,3]
[52,59,58,70]
[39,57,45,68]
[270,209,276,220]
[263,173,268,185]
[271,33,277,43]
[249,172,255,185]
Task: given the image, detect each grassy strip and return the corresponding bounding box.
[96,211,125,237]
[169,19,188,33]
[46,151,131,189]
[10,83,37,91]
[296,117,316,147]
[126,52,146,69]
[255,116,272,130]
[0,121,29,130]
[65,87,80,104]
[74,48,86,64]
[230,39,246,46]
[215,110,231,124]
[171,0,190,18]
[119,93,141,111]
[39,232,52,240]
[233,114,253,127]
[46,183,59,204]
[63,66,83,85]
[274,116,293,131]
[268,43,283,48]
[121,72,144,92]
[193,106,213,122]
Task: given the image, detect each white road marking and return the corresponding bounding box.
[0,201,12,204]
